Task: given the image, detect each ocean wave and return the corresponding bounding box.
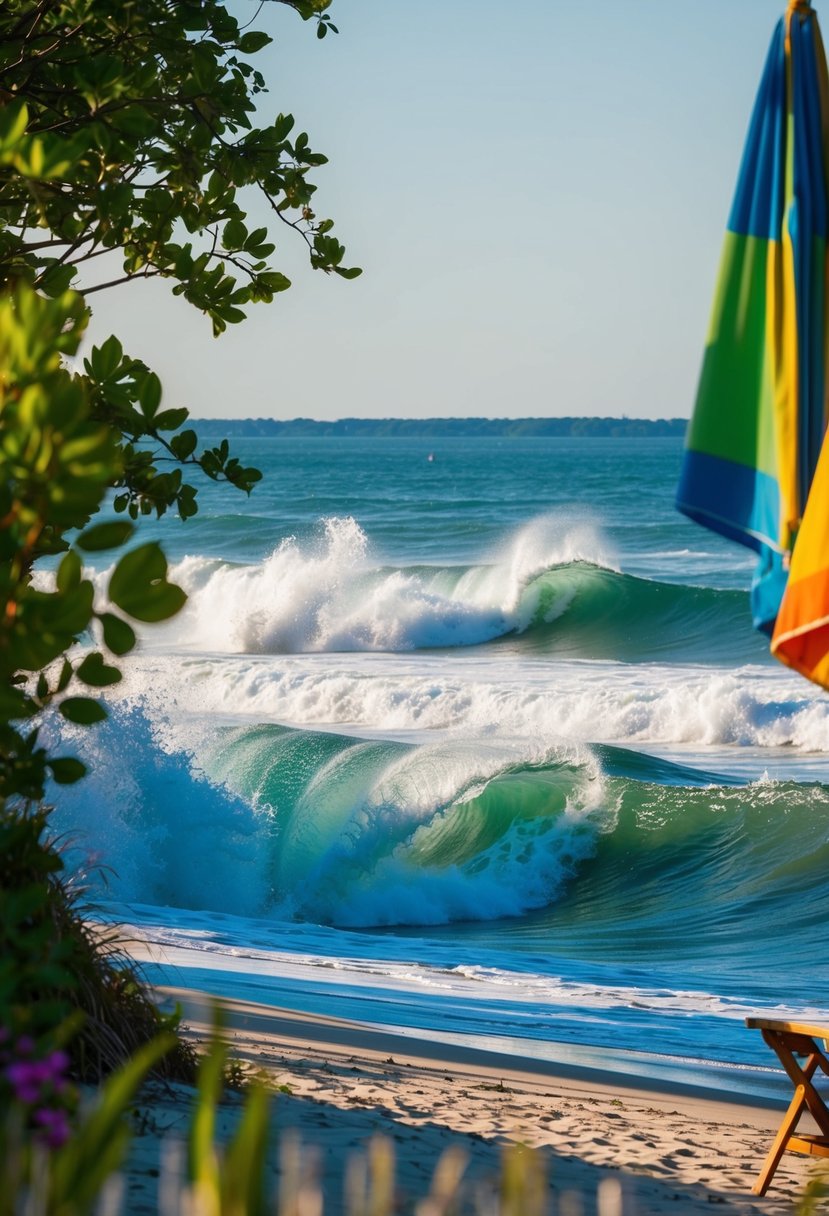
[118,654,829,752]
[50,710,607,926]
[122,515,765,664]
[50,711,829,945]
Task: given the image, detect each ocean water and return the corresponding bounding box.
[53,436,829,1100]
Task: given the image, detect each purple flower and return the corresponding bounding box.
[6,1050,71,1100]
[6,1061,34,1082]
[34,1108,70,1150]
[3,1044,76,1147]
[6,1061,41,1100]
[46,1051,69,1077]
[27,1060,51,1086]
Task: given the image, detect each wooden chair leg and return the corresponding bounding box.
[800,1055,829,1140]
[752,1083,808,1196]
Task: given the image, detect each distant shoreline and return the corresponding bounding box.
[192,416,687,438]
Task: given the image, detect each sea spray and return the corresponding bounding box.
[48,700,829,947]
[88,532,763,663]
[50,709,273,917]
[203,727,614,926]
[114,652,829,752]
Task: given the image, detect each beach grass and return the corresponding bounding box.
[0,801,196,1084]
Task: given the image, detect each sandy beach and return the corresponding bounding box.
[117,986,824,1216]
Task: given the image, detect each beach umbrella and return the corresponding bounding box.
[677,0,829,687]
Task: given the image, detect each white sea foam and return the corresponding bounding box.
[123,915,816,1021]
[93,515,619,655]
[115,652,829,753]
[291,747,612,927]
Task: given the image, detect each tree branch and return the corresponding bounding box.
[83,268,163,294]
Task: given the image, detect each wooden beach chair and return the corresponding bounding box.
[745,1017,829,1195]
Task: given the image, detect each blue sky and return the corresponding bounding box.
[87,0,791,420]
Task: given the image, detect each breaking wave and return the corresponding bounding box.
[133,516,766,664]
[50,710,829,960]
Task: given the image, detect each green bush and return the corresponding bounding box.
[0,798,196,1086]
[0,283,198,1089]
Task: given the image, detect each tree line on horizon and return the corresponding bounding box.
[192,415,688,438]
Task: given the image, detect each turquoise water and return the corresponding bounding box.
[54,436,829,1097]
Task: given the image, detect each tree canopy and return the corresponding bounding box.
[0,0,356,325]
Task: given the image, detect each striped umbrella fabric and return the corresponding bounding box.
[771,433,829,682]
[677,0,829,687]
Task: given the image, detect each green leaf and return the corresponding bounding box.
[56,550,82,594]
[88,335,123,380]
[77,521,134,551]
[0,101,29,149]
[221,1086,271,1215]
[273,114,295,140]
[49,757,87,784]
[39,262,78,297]
[222,218,247,249]
[56,659,73,693]
[98,612,136,656]
[190,1015,227,1197]
[109,105,156,138]
[178,484,199,519]
[238,31,272,53]
[108,542,187,622]
[76,652,122,687]
[244,226,268,250]
[214,304,246,326]
[260,271,291,293]
[138,372,162,420]
[170,429,198,460]
[153,408,189,432]
[59,697,108,725]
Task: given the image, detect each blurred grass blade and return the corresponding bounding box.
[221,1084,271,1216]
[50,1032,174,1212]
[189,1007,228,1216]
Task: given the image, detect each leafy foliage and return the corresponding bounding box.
[0,0,360,337]
[0,284,192,801]
[1,1033,175,1216]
